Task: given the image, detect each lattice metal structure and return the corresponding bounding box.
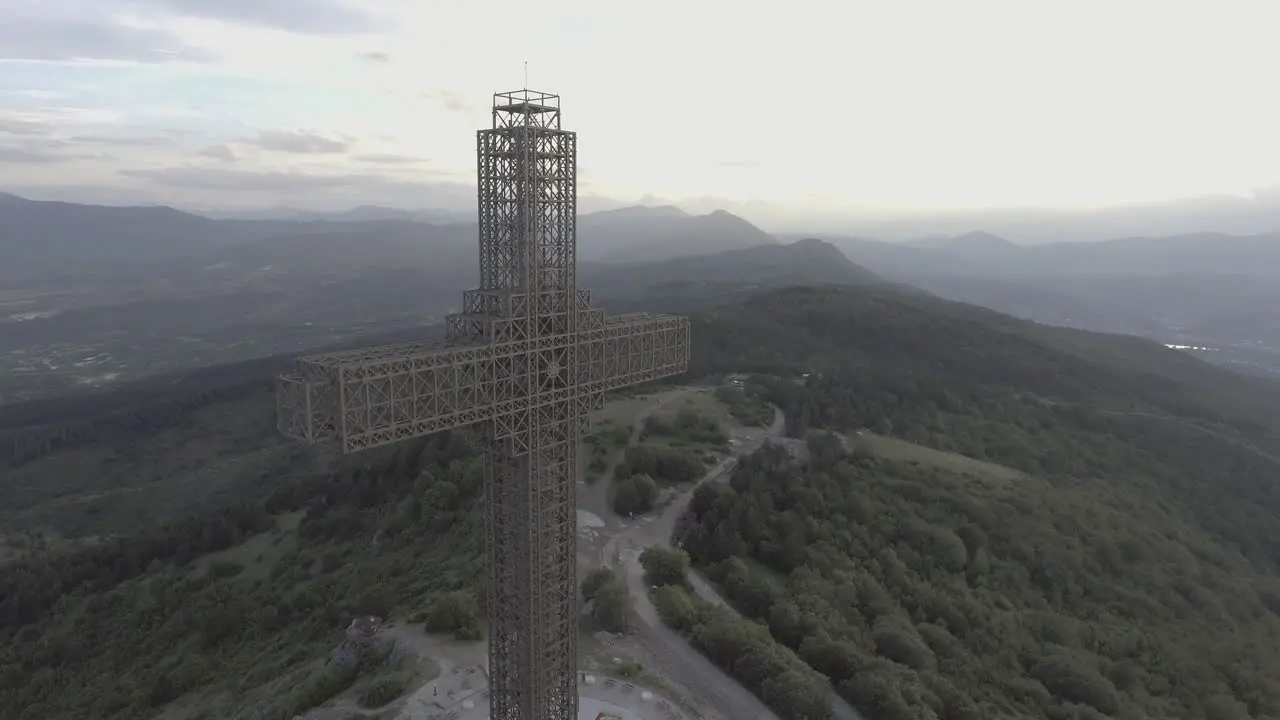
[275,89,690,720]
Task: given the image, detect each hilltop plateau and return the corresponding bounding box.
[2,283,1280,719]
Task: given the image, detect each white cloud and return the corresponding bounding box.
[0,0,1276,222]
[0,114,52,136]
[134,0,389,35]
[354,153,430,165]
[250,130,352,154]
[0,4,213,63]
[197,144,236,161]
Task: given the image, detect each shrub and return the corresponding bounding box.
[639,546,689,588]
[580,567,615,602]
[423,591,480,640]
[357,676,407,708]
[870,617,936,670]
[1029,654,1120,714]
[592,578,630,634]
[612,474,658,516]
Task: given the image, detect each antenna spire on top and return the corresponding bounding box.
[523,61,528,90]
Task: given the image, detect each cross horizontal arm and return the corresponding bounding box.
[276,337,509,454]
[275,312,691,455]
[576,312,690,393]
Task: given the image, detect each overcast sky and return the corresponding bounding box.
[1,0,1276,224]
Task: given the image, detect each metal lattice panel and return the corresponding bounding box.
[274,89,690,720]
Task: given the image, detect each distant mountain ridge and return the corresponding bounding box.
[8,189,1278,384]
[218,205,475,225]
[584,237,881,311]
[788,189,1280,243]
[0,193,779,283]
[0,195,859,403]
[10,189,1273,279]
[577,206,779,263]
[583,204,689,221]
[808,228,1280,378]
[830,230,1280,278]
[0,193,227,278]
[901,230,1017,249]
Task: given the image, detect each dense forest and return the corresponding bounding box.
[679,443,1280,719]
[3,283,1280,718]
[643,545,833,719]
[691,287,1280,568]
[679,287,1280,718]
[0,429,485,718]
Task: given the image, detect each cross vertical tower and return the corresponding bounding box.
[274,90,690,720]
[474,89,580,719]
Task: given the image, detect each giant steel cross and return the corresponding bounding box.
[274,89,690,719]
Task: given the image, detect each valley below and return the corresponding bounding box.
[3,193,1280,720]
[894,272,1280,379]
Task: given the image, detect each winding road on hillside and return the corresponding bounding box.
[588,396,863,720]
[580,388,694,523]
[308,390,858,720]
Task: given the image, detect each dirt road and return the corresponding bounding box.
[580,387,695,524]
[589,404,785,720]
[683,566,863,720]
[617,539,779,720]
[597,401,863,720]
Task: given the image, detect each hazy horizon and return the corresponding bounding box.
[2,0,1278,235]
[5,183,1279,244]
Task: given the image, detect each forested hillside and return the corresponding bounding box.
[3,284,1280,718]
[1,426,486,719]
[681,442,1280,719]
[0,340,492,717]
[683,286,1280,719]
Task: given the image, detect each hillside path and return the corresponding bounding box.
[616,403,862,720]
[579,387,695,524]
[590,401,782,720]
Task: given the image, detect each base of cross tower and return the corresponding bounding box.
[483,407,582,718]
